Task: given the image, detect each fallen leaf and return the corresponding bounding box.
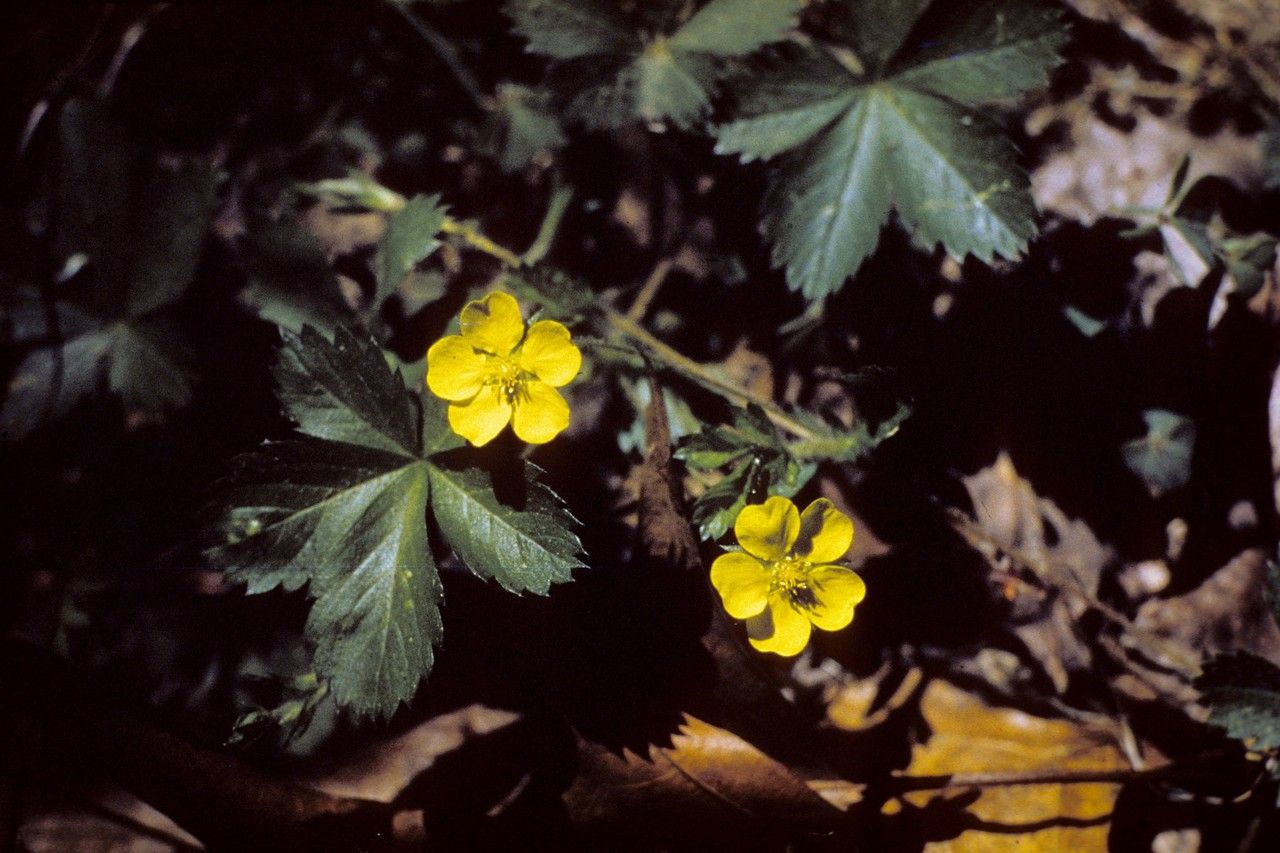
[562,715,847,845]
[958,452,1114,692]
[898,680,1156,852]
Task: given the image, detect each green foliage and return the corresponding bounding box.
[207,326,582,717]
[677,404,815,540]
[1,99,216,439]
[481,84,567,172]
[1196,652,1280,800]
[376,194,448,305]
[508,0,799,128]
[1121,409,1195,498]
[240,224,354,337]
[716,0,1066,298]
[428,455,585,594]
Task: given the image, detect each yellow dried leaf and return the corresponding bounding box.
[898,680,1159,852]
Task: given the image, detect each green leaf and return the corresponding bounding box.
[241,224,353,336]
[208,441,440,718]
[633,44,717,127]
[530,0,795,130]
[1121,409,1195,498]
[126,161,219,317]
[504,0,637,59]
[716,53,858,162]
[481,84,567,173]
[427,453,584,595]
[1221,233,1277,299]
[845,0,932,72]
[677,405,815,540]
[375,194,447,306]
[1196,652,1280,754]
[668,0,800,56]
[105,318,195,411]
[888,0,1068,104]
[0,294,193,439]
[275,326,418,456]
[717,0,1063,298]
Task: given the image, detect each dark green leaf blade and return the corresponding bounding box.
[1197,651,1280,753]
[890,0,1067,104]
[504,0,637,59]
[668,0,799,57]
[845,0,932,73]
[715,52,858,162]
[761,93,893,299]
[428,455,583,595]
[240,224,354,336]
[481,84,567,172]
[207,441,441,717]
[875,86,1035,263]
[106,318,195,412]
[275,325,418,457]
[126,161,219,317]
[375,194,447,306]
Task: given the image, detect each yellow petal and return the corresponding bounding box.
[807,565,866,632]
[733,496,799,561]
[709,551,770,619]
[511,381,570,444]
[426,335,491,401]
[460,291,524,356]
[518,320,581,387]
[746,594,812,656]
[448,386,512,446]
[793,498,854,563]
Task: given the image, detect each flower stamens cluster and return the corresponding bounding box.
[710,496,865,656]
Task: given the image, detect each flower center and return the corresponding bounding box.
[769,557,818,609]
[486,356,531,404]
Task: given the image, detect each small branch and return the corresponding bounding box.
[440,218,524,268]
[522,182,574,266]
[888,759,1196,793]
[603,308,819,441]
[626,257,674,323]
[387,1,490,111]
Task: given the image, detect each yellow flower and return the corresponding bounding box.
[426,291,581,446]
[710,496,865,656]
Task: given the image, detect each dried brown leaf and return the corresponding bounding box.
[899,680,1158,852]
[563,715,847,844]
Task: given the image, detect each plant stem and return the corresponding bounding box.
[522,182,574,266]
[440,218,524,268]
[603,308,819,441]
[387,1,491,111]
[626,257,674,323]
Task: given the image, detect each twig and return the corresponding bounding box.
[626,257,674,323]
[604,308,820,441]
[888,757,1205,793]
[521,182,574,266]
[440,218,524,268]
[387,1,491,111]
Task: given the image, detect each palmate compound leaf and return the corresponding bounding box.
[208,441,441,718]
[717,0,1067,298]
[209,328,583,715]
[510,0,799,129]
[1,100,215,439]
